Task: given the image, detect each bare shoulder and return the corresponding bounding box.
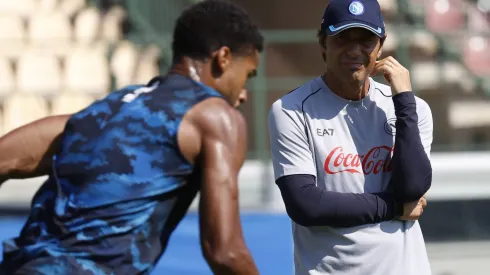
[178,97,246,165]
[188,97,246,141]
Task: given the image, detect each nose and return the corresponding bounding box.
[234,88,248,107]
[345,42,362,58]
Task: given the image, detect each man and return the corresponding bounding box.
[268,0,433,274]
[0,1,263,274]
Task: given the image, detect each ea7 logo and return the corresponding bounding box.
[317,128,334,136]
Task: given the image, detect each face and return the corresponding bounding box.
[212,47,259,108]
[233,88,248,108]
[322,28,383,84]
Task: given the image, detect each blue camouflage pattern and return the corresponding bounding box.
[1,74,224,275]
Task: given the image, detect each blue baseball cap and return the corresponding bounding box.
[320,0,386,38]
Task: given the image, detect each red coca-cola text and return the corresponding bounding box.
[324,146,393,175]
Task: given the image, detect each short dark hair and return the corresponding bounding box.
[172,0,264,61]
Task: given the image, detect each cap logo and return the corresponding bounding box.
[349,1,365,16]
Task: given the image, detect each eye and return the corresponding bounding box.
[248,70,257,79]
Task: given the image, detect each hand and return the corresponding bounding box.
[371,56,412,95]
[398,196,427,221]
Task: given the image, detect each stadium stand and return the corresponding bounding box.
[3,94,49,132]
[0,59,15,97]
[0,0,160,136]
[17,49,63,96]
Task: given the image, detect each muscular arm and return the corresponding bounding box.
[0,115,70,186]
[192,99,258,274]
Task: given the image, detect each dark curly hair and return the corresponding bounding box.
[172,0,264,62]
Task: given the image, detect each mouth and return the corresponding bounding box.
[342,62,364,70]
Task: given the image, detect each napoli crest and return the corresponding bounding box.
[349,1,365,16]
[384,117,397,136]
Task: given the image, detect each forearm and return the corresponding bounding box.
[0,115,69,183]
[391,93,432,202]
[206,241,258,275]
[277,174,399,227]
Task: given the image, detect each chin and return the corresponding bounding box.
[352,70,369,81]
[341,72,363,83]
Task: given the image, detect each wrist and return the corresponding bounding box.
[392,91,416,116]
[392,91,413,97]
[393,200,404,219]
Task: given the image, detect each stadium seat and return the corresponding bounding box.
[463,36,490,76]
[0,59,15,96]
[407,0,426,19]
[381,24,399,57]
[378,0,398,20]
[467,5,490,33]
[65,46,110,95]
[17,50,62,96]
[38,0,58,12]
[410,62,440,91]
[135,61,160,85]
[441,61,476,93]
[110,41,139,89]
[28,11,72,51]
[51,93,95,115]
[74,7,102,45]
[3,94,49,133]
[478,0,490,14]
[408,30,439,61]
[102,5,126,43]
[449,101,490,128]
[425,0,464,34]
[134,45,161,84]
[60,0,87,17]
[140,45,161,60]
[0,15,26,58]
[0,0,36,16]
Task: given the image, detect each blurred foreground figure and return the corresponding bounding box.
[0,1,263,274]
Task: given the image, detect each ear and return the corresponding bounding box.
[377,34,387,59]
[214,46,232,73]
[377,47,383,59]
[318,34,327,62]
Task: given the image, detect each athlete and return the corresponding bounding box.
[268,0,433,274]
[0,1,263,274]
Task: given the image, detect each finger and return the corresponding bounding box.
[372,63,396,82]
[375,59,397,70]
[385,57,409,76]
[385,56,403,68]
[372,62,395,76]
[378,58,406,75]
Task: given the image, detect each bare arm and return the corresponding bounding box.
[192,99,258,275]
[0,114,71,185]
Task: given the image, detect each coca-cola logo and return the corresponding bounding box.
[324,146,393,175]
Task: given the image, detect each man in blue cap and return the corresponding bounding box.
[269,0,433,274]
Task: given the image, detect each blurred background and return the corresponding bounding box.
[0,0,489,274]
